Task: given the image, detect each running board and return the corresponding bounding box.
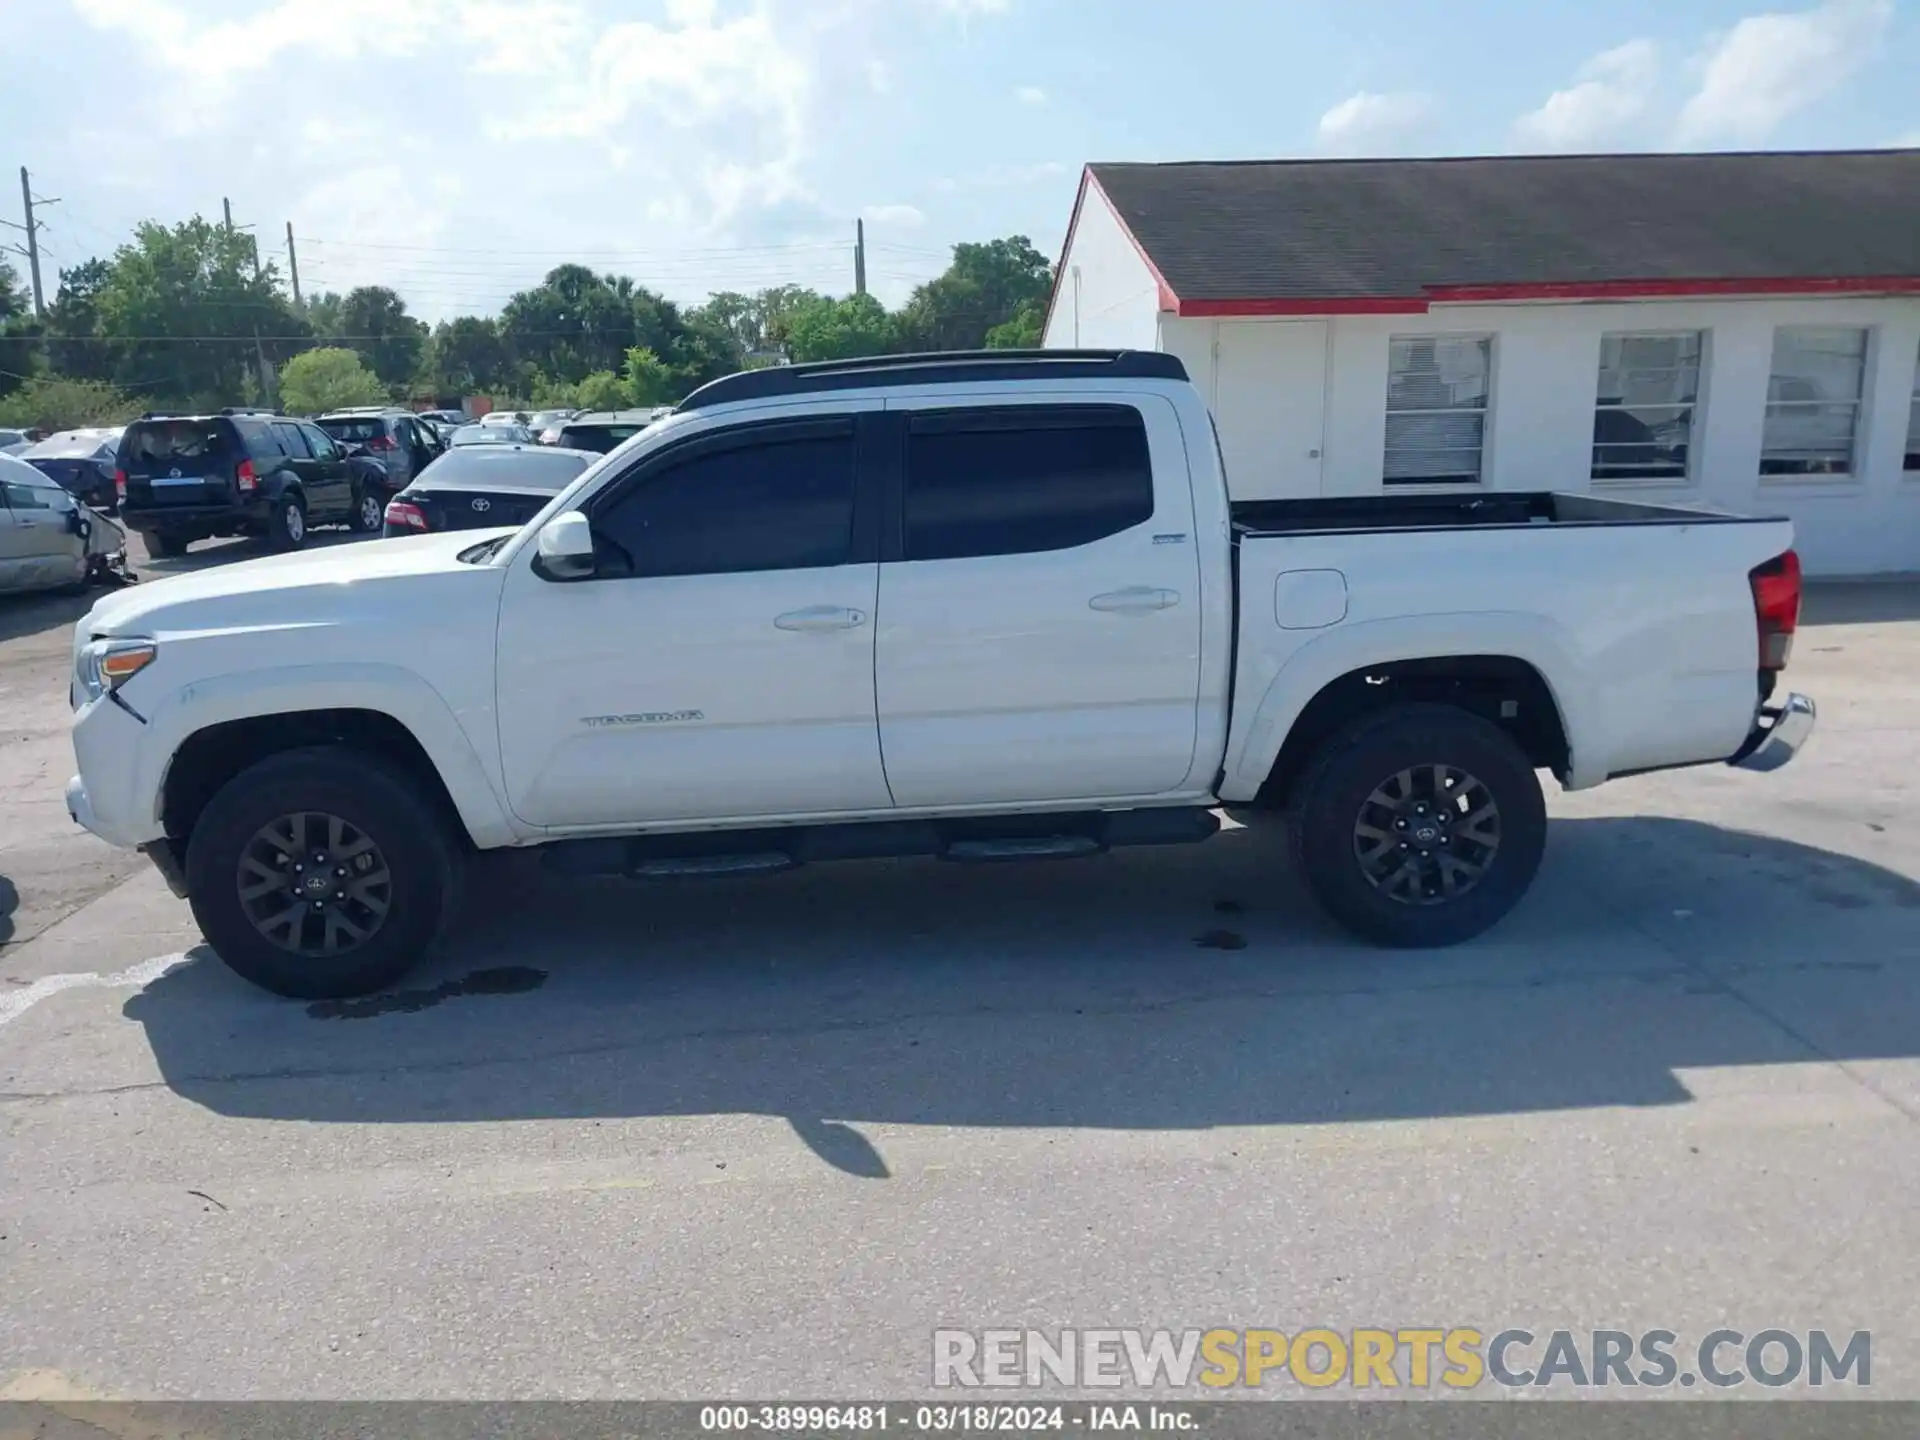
[945,835,1102,862]
[539,806,1220,880]
[632,852,795,878]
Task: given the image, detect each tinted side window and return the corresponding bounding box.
[232,419,278,458]
[903,405,1154,561]
[592,421,856,578]
[300,424,341,461]
[3,479,56,510]
[273,422,311,458]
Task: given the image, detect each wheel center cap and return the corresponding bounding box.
[1412,824,1440,845]
[302,874,330,895]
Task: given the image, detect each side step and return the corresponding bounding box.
[540,806,1220,880]
[946,835,1102,862]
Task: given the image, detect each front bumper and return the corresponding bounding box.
[1729,692,1816,773]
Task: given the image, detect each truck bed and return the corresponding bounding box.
[1230,490,1779,538]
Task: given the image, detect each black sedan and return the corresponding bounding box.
[382,443,598,536]
[19,427,125,511]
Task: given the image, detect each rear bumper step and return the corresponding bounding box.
[1728,692,1816,773]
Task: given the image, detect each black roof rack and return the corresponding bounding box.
[676,349,1188,412]
[220,406,282,416]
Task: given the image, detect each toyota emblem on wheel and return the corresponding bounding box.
[471,497,490,512]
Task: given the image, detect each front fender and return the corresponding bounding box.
[1218,611,1598,802]
[139,662,523,847]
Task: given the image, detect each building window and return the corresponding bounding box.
[1762,327,1868,477]
[1593,332,1702,482]
[1906,341,1920,473]
[1385,335,1492,485]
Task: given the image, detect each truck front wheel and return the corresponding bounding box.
[183,747,459,998]
[1290,703,1546,948]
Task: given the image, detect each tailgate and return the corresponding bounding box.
[120,419,239,507]
[413,487,554,531]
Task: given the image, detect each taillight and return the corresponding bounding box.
[236,459,258,493]
[1749,549,1801,671]
[367,434,396,452]
[113,469,127,501]
[385,499,429,532]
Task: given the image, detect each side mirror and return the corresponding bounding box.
[534,512,596,582]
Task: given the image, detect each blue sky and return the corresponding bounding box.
[4,0,1915,321]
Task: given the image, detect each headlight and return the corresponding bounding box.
[75,638,157,704]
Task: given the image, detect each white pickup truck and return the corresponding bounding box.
[66,350,1815,998]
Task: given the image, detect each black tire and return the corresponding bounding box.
[267,494,307,551]
[141,530,185,559]
[1289,702,1546,948]
[346,484,384,535]
[184,747,460,999]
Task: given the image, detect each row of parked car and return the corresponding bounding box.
[0,402,678,595]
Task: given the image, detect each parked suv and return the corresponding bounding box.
[314,408,443,495]
[116,409,386,557]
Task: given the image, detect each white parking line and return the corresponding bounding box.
[0,952,194,1030]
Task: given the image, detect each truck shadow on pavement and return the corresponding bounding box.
[121,814,1920,1177]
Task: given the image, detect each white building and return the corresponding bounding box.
[1043,151,1920,577]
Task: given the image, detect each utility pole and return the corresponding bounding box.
[854,218,867,298]
[285,221,302,306]
[223,196,274,405]
[6,167,59,316]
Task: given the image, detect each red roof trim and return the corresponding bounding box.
[1178,296,1429,317]
[1174,275,1920,317]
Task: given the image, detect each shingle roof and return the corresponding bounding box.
[1086,151,1920,306]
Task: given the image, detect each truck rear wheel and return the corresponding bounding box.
[1290,703,1546,947]
[183,747,459,999]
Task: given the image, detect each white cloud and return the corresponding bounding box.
[1513,40,1659,150]
[1890,131,1920,147]
[1315,91,1435,155]
[862,203,927,228]
[1675,0,1893,144]
[1016,85,1048,106]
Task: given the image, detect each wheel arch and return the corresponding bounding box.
[146,666,521,852]
[1224,623,1584,808]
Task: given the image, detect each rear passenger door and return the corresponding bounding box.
[298,423,355,514]
[874,397,1203,808]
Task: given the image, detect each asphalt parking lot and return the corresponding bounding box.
[2,532,1917,1401]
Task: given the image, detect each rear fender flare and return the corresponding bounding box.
[1219,611,1598,802]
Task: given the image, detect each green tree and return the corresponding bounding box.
[279,347,386,414]
[304,291,346,339]
[897,236,1053,352]
[426,315,510,395]
[0,375,138,431]
[985,298,1045,349]
[785,292,895,362]
[573,370,632,411]
[44,259,116,382]
[0,258,41,399]
[337,286,426,389]
[621,346,677,406]
[92,217,302,407]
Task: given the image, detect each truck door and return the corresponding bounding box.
[493,407,894,828]
[874,396,1203,808]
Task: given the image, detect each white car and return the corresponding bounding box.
[1,452,127,596]
[65,350,1815,998]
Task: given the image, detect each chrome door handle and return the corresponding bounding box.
[774,605,867,632]
[1089,587,1179,613]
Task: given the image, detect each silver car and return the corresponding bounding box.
[0,452,129,596]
